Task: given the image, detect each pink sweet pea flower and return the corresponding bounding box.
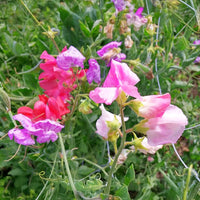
[97,41,126,66]
[56,46,85,70]
[39,50,77,102]
[86,59,101,84]
[193,40,200,45]
[130,137,163,154]
[96,104,128,139]
[126,7,147,31]
[134,105,188,146]
[89,60,140,105]
[129,93,171,119]
[8,114,64,145]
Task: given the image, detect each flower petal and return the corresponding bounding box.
[89,87,120,105]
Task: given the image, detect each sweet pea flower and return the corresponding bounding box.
[97,41,126,66]
[96,104,128,140]
[56,46,85,70]
[39,50,77,101]
[193,40,200,45]
[89,60,140,105]
[8,114,64,145]
[128,93,171,119]
[126,7,147,31]
[18,94,69,122]
[193,40,200,63]
[130,137,163,154]
[86,59,101,84]
[194,57,200,63]
[111,0,126,12]
[134,105,188,146]
[96,104,121,140]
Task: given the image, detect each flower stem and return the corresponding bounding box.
[19,0,60,53]
[58,133,80,199]
[104,105,127,195]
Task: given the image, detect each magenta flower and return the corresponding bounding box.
[86,59,101,84]
[89,60,140,105]
[126,7,147,31]
[129,93,171,119]
[97,41,126,66]
[8,114,64,145]
[193,40,200,45]
[8,128,35,146]
[56,46,85,70]
[134,105,188,146]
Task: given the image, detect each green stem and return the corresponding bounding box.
[104,106,127,195]
[75,158,108,177]
[19,0,60,53]
[8,110,17,127]
[183,165,193,200]
[58,133,80,199]
[112,141,118,155]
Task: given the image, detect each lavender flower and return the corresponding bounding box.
[86,59,101,84]
[97,41,126,66]
[56,46,85,70]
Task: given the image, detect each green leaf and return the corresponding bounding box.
[175,36,189,51]
[124,164,135,186]
[115,185,131,200]
[79,21,91,37]
[78,165,94,176]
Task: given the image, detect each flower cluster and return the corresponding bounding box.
[8,46,89,146]
[89,50,188,154]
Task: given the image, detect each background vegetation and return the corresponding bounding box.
[0,0,199,199]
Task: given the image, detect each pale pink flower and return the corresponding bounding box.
[89,60,140,105]
[131,93,171,119]
[117,149,130,164]
[135,105,188,146]
[130,137,163,154]
[96,104,122,139]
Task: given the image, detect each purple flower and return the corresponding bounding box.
[97,41,126,66]
[194,57,200,63]
[56,46,85,70]
[8,128,35,146]
[193,40,200,45]
[126,7,147,31]
[193,40,200,63]
[86,59,101,84]
[111,0,126,12]
[8,114,64,145]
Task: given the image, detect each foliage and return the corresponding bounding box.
[0,0,200,199]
